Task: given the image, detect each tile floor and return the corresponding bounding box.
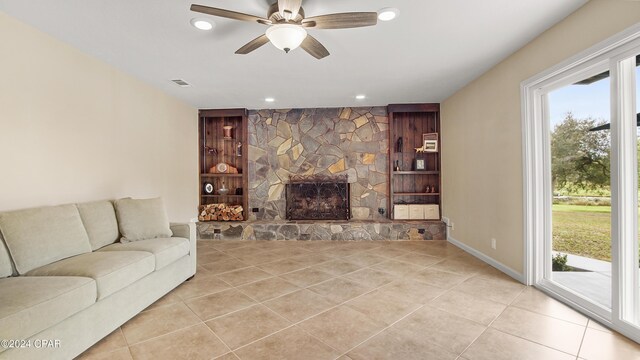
[77,240,640,360]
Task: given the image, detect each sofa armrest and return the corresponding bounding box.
[170,222,196,275]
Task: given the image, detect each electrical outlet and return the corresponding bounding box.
[450,222,454,231]
[378,208,385,215]
[491,238,497,250]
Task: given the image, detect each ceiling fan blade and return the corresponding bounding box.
[190,4,271,25]
[235,34,271,54]
[302,12,377,29]
[300,35,330,59]
[278,0,302,19]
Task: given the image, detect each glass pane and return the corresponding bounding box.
[548,71,612,309]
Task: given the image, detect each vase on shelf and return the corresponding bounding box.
[223,125,233,139]
[217,181,229,196]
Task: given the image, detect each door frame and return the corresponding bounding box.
[521,22,640,342]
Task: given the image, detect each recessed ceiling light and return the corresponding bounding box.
[190,18,214,31]
[356,94,366,100]
[265,97,275,102]
[377,8,399,21]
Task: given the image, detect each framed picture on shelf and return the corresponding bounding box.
[424,140,438,152]
[414,159,425,170]
[423,133,439,153]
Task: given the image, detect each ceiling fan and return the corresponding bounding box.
[190,0,378,59]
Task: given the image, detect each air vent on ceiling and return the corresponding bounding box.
[171,79,191,87]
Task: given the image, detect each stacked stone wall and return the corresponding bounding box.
[247,107,389,220]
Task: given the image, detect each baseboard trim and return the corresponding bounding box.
[447,236,525,284]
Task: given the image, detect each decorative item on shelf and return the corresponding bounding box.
[423,133,439,153]
[236,142,242,157]
[209,162,239,174]
[204,182,214,195]
[394,160,400,172]
[223,125,233,139]
[217,181,229,196]
[396,137,403,153]
[431,185,437,193]
[204,146,218,155]
[198,204,244,221]
[424,140,438,152]
[414,159,425,171]
[425,185,431,193]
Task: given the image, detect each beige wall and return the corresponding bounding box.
[0,12,198,222]
[441,0,640,274]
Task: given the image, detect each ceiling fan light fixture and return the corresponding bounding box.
[190,18,214,30]
[377,8,399,21]
[356,94,366,100]
[265,97,275,102]
[266,24,307,53]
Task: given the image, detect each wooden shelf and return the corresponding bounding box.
[393,151,439,154]
[388,103,441,220]
[393,171,440,175]
[201,173,243,178]
[199,109,248,220]
[201,195,243,198]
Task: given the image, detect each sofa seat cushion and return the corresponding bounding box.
[98,237,189,270]
[0,276,96,345]
[26,251,154,300]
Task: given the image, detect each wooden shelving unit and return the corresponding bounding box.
[200,174,244,178]
[388,103,441,220]
[393,171,440,175]
[198,109,248,220]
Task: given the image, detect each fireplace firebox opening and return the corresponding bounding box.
[286,175,350,221]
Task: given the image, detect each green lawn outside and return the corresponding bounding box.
[552,204,639,262]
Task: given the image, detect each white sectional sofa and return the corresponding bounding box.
[0,198,196,360]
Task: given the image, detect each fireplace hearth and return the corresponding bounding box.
[286,175,350,221]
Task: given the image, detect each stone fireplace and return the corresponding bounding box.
[286,175,350,220]
[198,106,448,241]
[248,107,389,221]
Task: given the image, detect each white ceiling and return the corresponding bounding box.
[0,0,587,109]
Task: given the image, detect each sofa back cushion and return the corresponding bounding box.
[0,204,92,274]
[77,200,119,250]
[0,234,15,278]
[114,197,172,243]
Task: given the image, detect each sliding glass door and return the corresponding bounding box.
[635,61,640,328]
[615,53,640,330]
[635,60,639,327]
[547,67,612,311]
[524,38,640,342]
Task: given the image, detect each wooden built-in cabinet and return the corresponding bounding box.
[198,109,248,220]
[388,103,441,220]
